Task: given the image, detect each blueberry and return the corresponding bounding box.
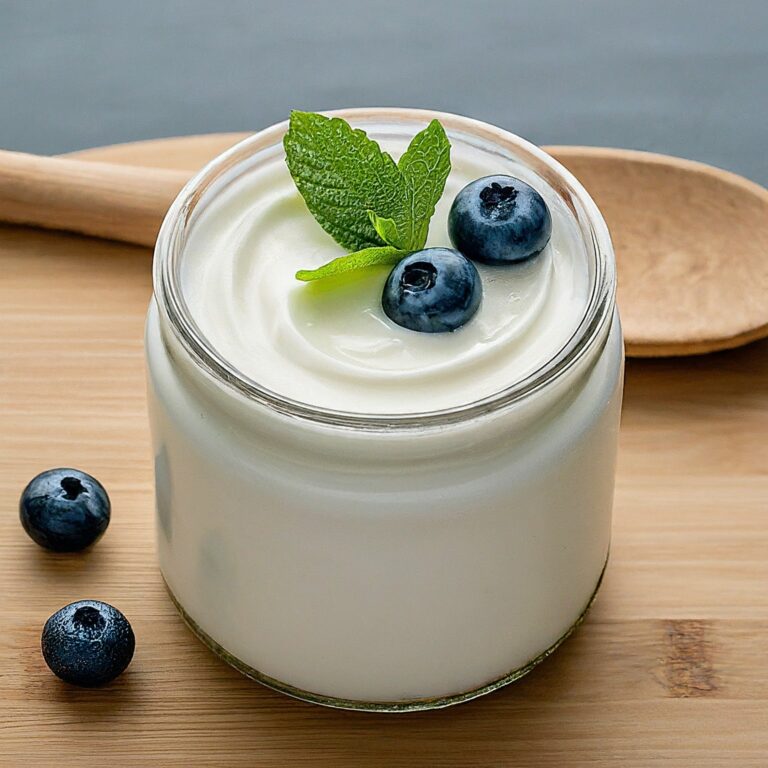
[20,468,110,552]
[448,175,552,265]
[382,248,482,333]
[41,600,135,686]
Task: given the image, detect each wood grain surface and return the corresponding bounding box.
[1,136,766,767]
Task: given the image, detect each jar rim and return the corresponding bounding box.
[154,108,616,431]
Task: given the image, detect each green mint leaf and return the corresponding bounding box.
[295,246,406,282]
[398,119,452,249]
[285,112,452,282]
[367,210,406,249]
[284,111,404,251]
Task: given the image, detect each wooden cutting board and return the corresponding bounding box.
[1,135,766,767]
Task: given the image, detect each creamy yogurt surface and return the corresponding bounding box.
[181,132,590,414]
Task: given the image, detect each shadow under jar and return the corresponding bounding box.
[146,108,623,712]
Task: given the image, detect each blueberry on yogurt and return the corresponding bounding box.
[448,174,552,265]
[382,248,482,333]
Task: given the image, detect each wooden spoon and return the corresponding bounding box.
[549,147,768,357]
[0,142,766,357]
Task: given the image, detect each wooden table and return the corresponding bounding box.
[1,136,766,766]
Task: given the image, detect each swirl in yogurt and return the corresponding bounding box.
[181,135,590,414]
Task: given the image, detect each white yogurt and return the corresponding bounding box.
[181,136,589,413]
[147,110,623,709]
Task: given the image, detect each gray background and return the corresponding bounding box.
[2,0,767,184]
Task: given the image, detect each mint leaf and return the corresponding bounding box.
[284,111,404,251]
[296,246,405,282]
[397,119,452,250]
[284,112,452,281]
[367,210,406,249]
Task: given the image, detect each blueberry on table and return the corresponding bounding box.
[448,174,552,265]
[382,248,482,333]
[41,600,135,687]
[20,468,110,552]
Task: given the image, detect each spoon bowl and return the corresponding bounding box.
[548,146,768,356]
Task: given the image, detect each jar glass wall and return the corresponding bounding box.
[146,109,623,711]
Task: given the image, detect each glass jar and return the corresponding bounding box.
[146,108,623,712]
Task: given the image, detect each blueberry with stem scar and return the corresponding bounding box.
[41,600,135,687]
[382,248,482,333]
[20,468,110,552]
[449,174,552,265]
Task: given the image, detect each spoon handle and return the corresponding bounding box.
[0,149,190,247]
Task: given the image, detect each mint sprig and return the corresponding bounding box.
[367,211,406,250]
[284,111,451,281]
[295,246,405,282]
[396,117,452,251]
